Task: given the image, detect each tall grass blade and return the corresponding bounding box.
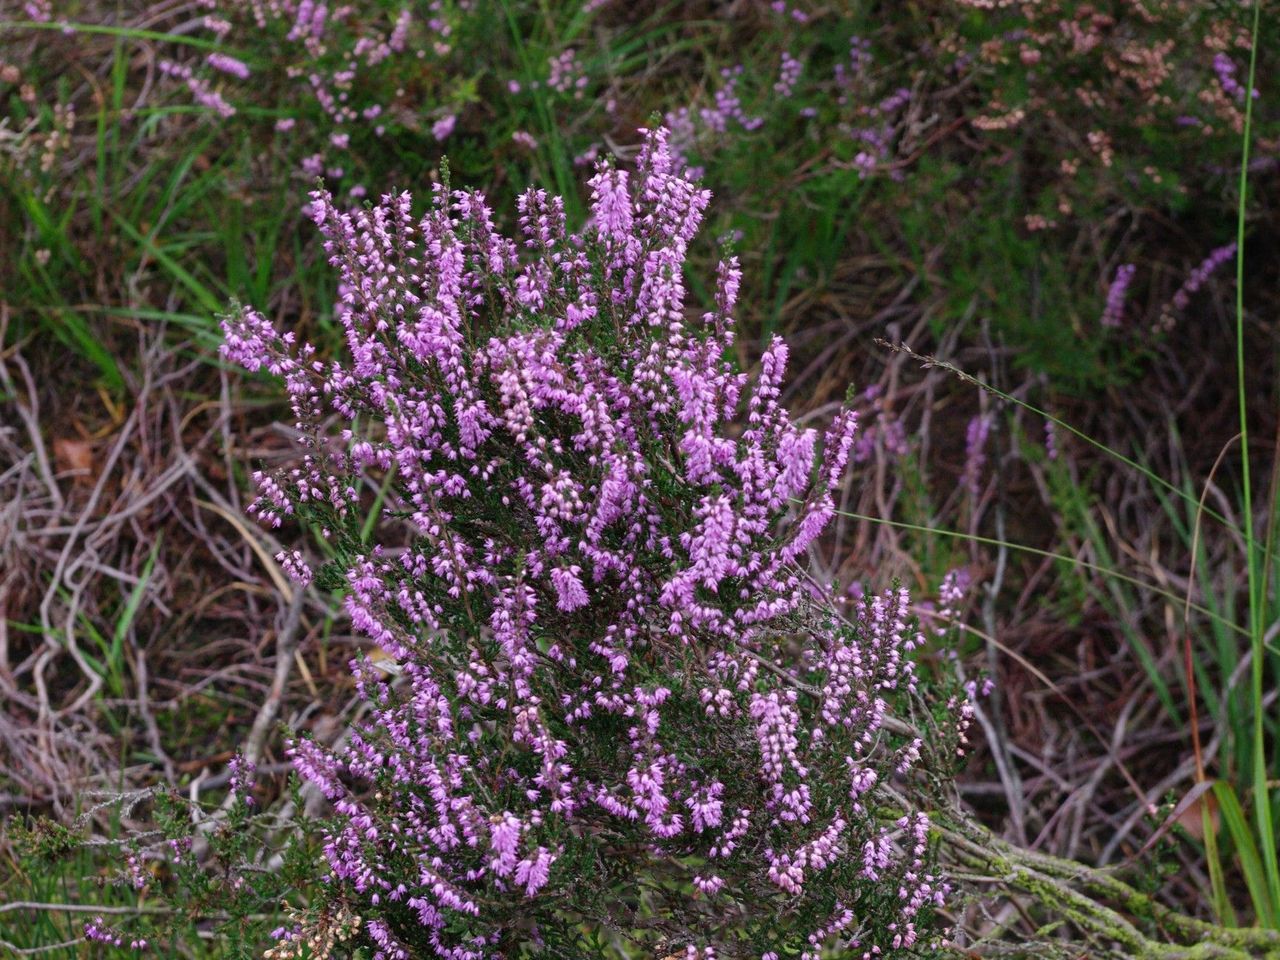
[1233,0,1280,918]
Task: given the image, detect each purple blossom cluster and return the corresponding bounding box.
[849,86,912,179]
[1170,242,1237,312]
[1212,53,1258,103]
[223,128,954,958]
[662,34,911,182]
[700,66,764,134]
[228,752,257,807]
[774,51,803,98]
[962,414,992,497]
[144,0,456,188]
[125,849,148,891]
[834,37,874,106]
[547,48,588,98]
[85,916,148,951]
[158,59,234,119]
[770,1,810,24]
[1101,262,1135,328]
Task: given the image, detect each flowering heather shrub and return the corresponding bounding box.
[940,0,1272,224]
[7,774,324,958]
[158,0,450,190]
[660,19,914,183]
[222,129,962,958]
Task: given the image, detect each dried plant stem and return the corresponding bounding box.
[938,817,1280,959]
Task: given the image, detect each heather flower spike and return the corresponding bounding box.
[223,128,958,959]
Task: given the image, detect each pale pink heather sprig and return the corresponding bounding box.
[158,59,234,118]
[431,113,457,142]
[206,52,250,80]
[547,48,588,98]
[222,128,954,959]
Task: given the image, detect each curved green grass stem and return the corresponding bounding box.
[829,508,1259,647]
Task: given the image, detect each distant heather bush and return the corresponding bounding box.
[221,128,967,959]
[159,0,459,192]
[941,0,1266,227]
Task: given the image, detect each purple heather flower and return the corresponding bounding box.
[85,916,123,947]
[547,48,587,97]
[962,414,992,496]
[1213,53,1258,102]
[1101,262,1135,327]
[1171,242,1236,311]
[227,752,257,806]
[432,113,457,141]
[206,52,251,79]
[775,51,803,97]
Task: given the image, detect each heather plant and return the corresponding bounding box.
[3,773,322,959]
[8,7,1280,960]
[112,0,465,198]
[220,127,963,959]
[213,124,1280,960]
[927,0,1276,352]
[940,0,1271,225]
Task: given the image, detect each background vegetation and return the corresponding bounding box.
[2,0,1278,954]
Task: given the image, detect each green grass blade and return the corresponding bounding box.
[1202,797,1236,926]
[361,467,398,546]
[111,535,162,696]
[1,19,243,52]
[107,210,224,315]
[1233,0,1280,916]
[1214,782,1279,927]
